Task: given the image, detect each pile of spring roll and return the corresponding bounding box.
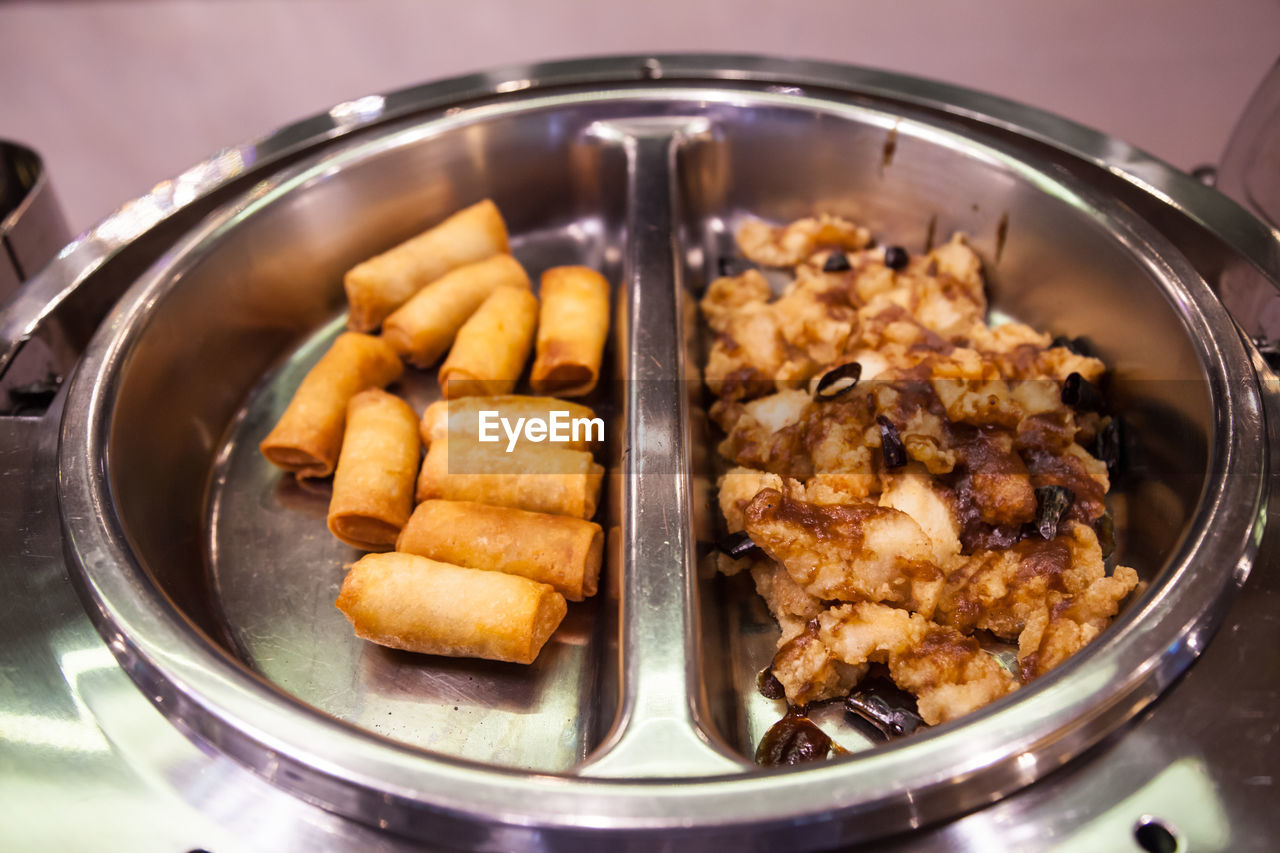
[258,200,609,665]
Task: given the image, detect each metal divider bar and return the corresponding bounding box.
[575,117,749,777]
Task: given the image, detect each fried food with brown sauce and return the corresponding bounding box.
[706,218,1138,728]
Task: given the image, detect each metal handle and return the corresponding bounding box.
[576,117,748,777]
[0,141,75,399]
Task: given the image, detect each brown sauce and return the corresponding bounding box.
[1022,446,1105,522]
[957,426,1026,476]
[914,627,979,663]
[1013,536,1072,591]
[946,426,1038,533]
[880,125,898,171]
[774,618,821,661]
[1015,412,1075,453]
[895,628,980,690]
[757,667,786,700]
[755,710,833,767]
[995,211,1010,263]
[1003,343,1041,376]
[907,325,956,355]
[716,366,772,403]
[746,489,876,545]
[727,421,812,481]
[947,468,1027,553]
[814,285,854,312]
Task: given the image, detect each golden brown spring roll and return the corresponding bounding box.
[438,286,539,398]
[327,390,420,550]
[336,552,566,664]
[397,500,603,601]
[382,254,531,368]
[259,333,404,478]
[530,266,611,397]
[344,199,509,332]
[419,395,599,451]
[415,438,603,519]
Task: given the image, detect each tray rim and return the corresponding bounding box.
[48,62,1270,843]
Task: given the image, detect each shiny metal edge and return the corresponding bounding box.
[0,140,50,240]
[51,80,1268,844]
[1218,57,1280,230]
[575,116,747,778]
[0,139,74,376]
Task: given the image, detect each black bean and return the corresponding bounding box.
[884,245,909,271]
[876,415,907,469]
[1094,417,1123,474]
[822,251,852,272]
[1034,485,1075,540]
[813,361,862,401]
[1061,372,1105,412]
[844,682,923,738]
[757,667,786,700]
[755,712,833,767]
[717,530,761,560]
[1051,335,1093,357]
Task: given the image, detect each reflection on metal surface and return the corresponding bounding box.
[577,115,744,778]
[1061,760,1226,851]
[494,79,533,94]
[0,141,65,285]
[0,140,73,392]
[0,712,110,752]
[1219,58,1280,230]
[106,150,249,244]
[1217,58,1280,352]
[329,94,387,128]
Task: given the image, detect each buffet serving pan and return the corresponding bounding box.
[5,56,1279,851]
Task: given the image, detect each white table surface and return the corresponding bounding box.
[1,0,1277,235]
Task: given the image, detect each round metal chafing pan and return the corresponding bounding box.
[4,56,1278,850]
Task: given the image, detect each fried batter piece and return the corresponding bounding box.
[766,599,1018,724]
[706,214,1137,730]
[744,489,944,617]
[737,214,871,267]
[937,522,1139,679]
[818,602,1018,725]
[701,268,773,334]
[879,467,962,565]
[750,560,865,706]
[769,617,868,708]
[751,559,823,640]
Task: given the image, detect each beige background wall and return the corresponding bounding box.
[1,0,1277,234]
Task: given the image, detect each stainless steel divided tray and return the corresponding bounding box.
[49,73,1266,848]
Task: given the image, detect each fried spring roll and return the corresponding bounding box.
[416,438,603,519]
[397,500,603,601]
[344,199,509,332]
[438,286,539,398]
[259,333,403,478]
[419,395,599,451]
[327,390,420,550]
[336,552,566,664]
[530,266,611,397]
[382,254,531,368]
